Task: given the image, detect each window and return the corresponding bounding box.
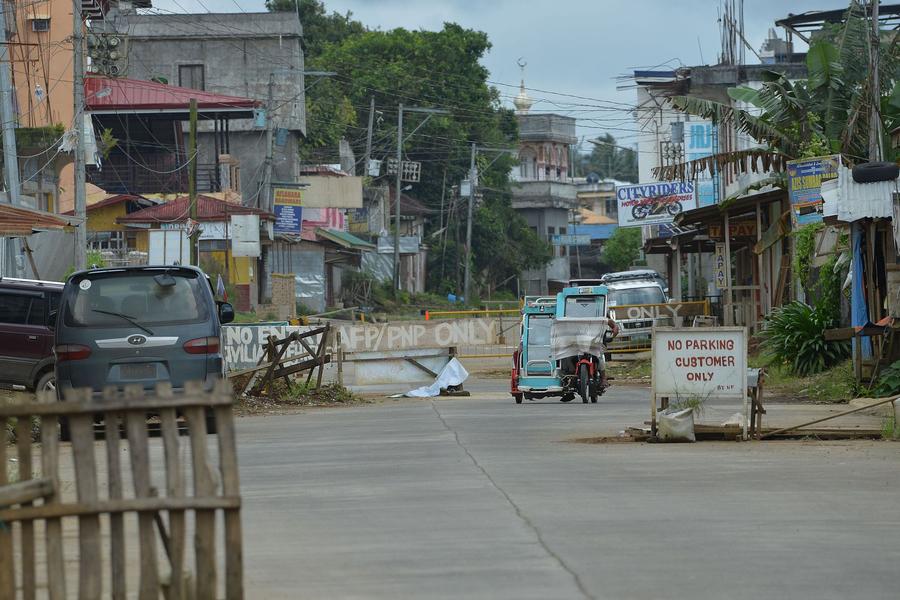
[0,293,33,325]
[27,297,46,326]
[31,19,50,32]
[609,286,666,306]
[88,231,127,252]
[564,295,606,318]
[178,64,205,90]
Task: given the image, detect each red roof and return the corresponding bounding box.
[86,76,260,113]
[0,205,73,237]
[117,195,274,224]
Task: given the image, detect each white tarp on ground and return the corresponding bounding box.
[550,318,609,360]
[399,358,469,398]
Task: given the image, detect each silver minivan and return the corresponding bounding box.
[55,265,234,395]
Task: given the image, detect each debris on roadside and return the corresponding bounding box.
[233,381,373,415]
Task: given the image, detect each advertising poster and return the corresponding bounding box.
[615,181,697,228]
[686,121,719,207]
[273,187,303,235]
[786,154,840,226]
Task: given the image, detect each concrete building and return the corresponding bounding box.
[510,82,577,295]
[111,10,306,205]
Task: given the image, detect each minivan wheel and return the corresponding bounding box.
[36,371,56,397]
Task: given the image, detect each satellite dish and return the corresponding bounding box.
[586,172,601,184]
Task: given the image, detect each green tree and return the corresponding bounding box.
[580,133,638,182]
[662,1,900,184]
[310,22,542,294]
[601,227,642,271]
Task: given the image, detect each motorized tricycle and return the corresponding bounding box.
[511,285,618,404]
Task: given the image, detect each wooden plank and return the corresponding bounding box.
[0,418,15,599]
[16,416,36,600]
[404,358,438,378]
[68,387,103,600]
[158,382,187,600]
[0,394,233,418]
[185,382,217,600]
[214,381,244,600]
[103,388,127,600]
[40,413,66,600]
[0,477,53,507]
[824,327,855,341]
[761,394,900,439]
[0,496,242,523]
[272,355,332,380]
[124,386,160,600]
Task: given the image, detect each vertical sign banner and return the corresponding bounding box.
[714,242,726,289]
[616,182,697,227]
[786,154,840,226]
[686,121,719,207]
[273,187,303,235]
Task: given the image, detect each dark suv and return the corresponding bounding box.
[0,277,63,393]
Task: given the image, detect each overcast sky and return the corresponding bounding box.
[152,0,855,148]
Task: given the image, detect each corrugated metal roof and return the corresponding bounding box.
[822,165,896,222]
[117,196,273,224]
[315,228,375,251]
[0,205,74,237]
[86,76,259,112]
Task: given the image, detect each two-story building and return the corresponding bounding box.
[510,83,577,295]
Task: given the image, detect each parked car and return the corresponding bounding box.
[0,277,63,393]
[55,265,235,396]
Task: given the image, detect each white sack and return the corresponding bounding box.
[658,408,696,442]
[401,358,469,398]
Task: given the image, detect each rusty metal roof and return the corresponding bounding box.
[86,76,259,115]
[117,196,273,224]
[0,205,75,237]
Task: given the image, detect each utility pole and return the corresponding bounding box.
[0,3,20,275]
[868,0,882,161]
[393,103,403,292]
[364,96,375,176]
[262,73,275,211]
[392,104,449,292]
[188,98,198,265]
[463,142,476,303]
[73,0,87,270]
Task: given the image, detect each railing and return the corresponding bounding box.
[88,153,222,195]
[0,381,243,599]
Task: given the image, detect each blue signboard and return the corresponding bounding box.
[686,122,719,207]
[274,204,302,234]
[787,154,840,226]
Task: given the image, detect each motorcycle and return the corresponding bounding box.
[631,195,683,220]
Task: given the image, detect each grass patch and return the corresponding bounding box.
[750,359,857,403]
[234,381,373,415]
[607,359,651,381]
[883,416,896,440]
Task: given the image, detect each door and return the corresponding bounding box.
[0,290,48,385]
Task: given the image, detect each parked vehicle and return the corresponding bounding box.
[55,265,235,396]
[0,277,63,393]
[600,269,669,296]
[605,278,668,353]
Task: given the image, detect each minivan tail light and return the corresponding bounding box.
[183,336,220,355]
[55,344,91,361]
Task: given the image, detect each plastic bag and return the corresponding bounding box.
[657,407,696,442]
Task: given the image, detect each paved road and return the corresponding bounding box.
[236,386,899,599]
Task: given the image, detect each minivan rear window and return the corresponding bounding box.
[64,271,209,328]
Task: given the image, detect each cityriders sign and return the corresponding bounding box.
[616,182,697,228]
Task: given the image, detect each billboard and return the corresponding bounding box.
[273,187,302,235]
[616,181,697,228]
[686,121,719,207]
[786,154,840,226]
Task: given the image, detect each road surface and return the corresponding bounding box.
[236,385,899,599]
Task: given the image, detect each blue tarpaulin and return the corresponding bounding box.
[572,224,617,241]
[851,223,872,358]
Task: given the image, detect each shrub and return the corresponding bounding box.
[873,360,900,397]
[760,301,850,376]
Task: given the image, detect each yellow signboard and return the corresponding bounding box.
[273,188,303,206]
